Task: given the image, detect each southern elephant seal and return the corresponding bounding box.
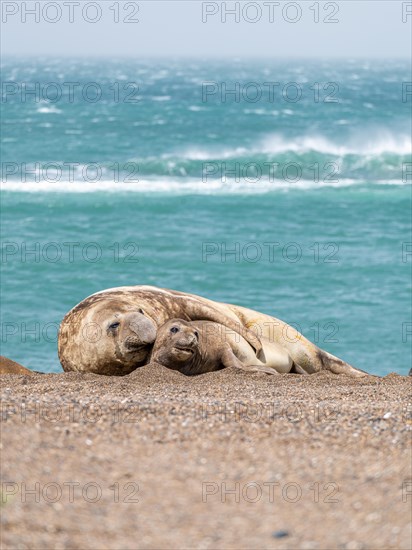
[151,319,300,376]
[58,285,368,377]
[58,286,263,375]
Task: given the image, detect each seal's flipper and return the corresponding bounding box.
[183,300,263,356]
[221,345,278,375]
[290,363,310,375]
[220,344,246,370]
[247,365,280,375]
[321,351,370,377]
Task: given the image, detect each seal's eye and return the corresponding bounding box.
[194,331,199,339]
[109,322,120,330]
[139,308,144,315]
[170,326,179,334]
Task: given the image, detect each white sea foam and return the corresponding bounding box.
[178,147,249,161]
[179,131,411,160]
[36,106,62,114]
[1,177,409,194]
[261,132,411,156]
[151,96,171,101]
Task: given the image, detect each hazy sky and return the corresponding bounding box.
[1,0,411,58]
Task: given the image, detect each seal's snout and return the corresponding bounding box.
[127,312,157,345]
[172,329,198,351]
[187,332,198,347]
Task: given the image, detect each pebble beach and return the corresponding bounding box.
[1,365,410,549]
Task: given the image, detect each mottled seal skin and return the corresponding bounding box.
[58,285,368,377]
[58,286,263,375]
[58,299,157,375]
[0,356,35,375]
[151,319,297,376]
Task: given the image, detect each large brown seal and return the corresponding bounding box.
[151,319,300,376]
[58,285,368,377]
[58,286,263,375]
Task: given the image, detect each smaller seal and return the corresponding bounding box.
[151,319,299,375]
[0,356,35,375]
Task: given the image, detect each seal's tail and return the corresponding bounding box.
[321,350,370,377]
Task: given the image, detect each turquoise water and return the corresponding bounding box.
[1,58,411,375]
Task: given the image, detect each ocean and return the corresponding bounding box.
[1,57,411,375]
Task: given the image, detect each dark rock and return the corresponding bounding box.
[272,530,290,538]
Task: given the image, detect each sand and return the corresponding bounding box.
[0,365,411,549]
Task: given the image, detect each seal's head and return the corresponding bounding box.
[152,319,200,370]
[58,294,157,375]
